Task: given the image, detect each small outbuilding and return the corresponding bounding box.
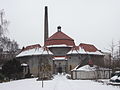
[71,65,112,80]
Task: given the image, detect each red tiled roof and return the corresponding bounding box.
[45,31,75,46]
[47,31,74,40]
[22,44,41,51]
[79,43,98,52]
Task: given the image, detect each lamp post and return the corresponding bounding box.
[41,63,44,88]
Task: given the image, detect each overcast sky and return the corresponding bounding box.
[0,0,120,51]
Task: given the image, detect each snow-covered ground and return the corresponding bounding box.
[0,75,120,90]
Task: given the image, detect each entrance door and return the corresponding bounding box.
[57,67,62,74]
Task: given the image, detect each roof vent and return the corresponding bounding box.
[57,26,61,32]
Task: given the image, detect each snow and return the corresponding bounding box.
[53,57,67,60]
[110,75,120,81]
[115,71,120,73]
[16,47,53,57]
[67,49,78,54]
[21,63,28,66]
[77,65,95,71]
[72,65,111,71]
[41,49,52,55]
[85,51,104,55]
[118,76,120,80]
[67,47,104,55]
[110,76,118,81]
[47,44,73,48]
[110,71,120,82]
[72,65,96,71]
[0,75,119,90]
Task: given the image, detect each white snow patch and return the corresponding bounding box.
[47,44,73,48]
[0,75,119,90]
[67,49,78,54]
[72,65,96,71]
[118,76,120,80]
[110,76,118,81]
[53,57,67,60]
[16,47,53,57]
[21,63,28,66]
[67,47,104,55]
[110,75,120,81]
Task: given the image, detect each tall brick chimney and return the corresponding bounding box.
[44,6,49,44]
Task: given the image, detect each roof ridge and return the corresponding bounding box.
[45,31,75,46]
[22,44,41,51]
[47,31,74,40]
[79,43,98,52]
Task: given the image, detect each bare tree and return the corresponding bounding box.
[0,9,19,64]
[105,40,120,74]
[117,40,120,58]
[0,9,18,51]
[104,40,115,67]
[113,40,120,68]
[0,9,9,37]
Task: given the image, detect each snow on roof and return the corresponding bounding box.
[16,46,53,58]
[42,48,53,55]
[53,56,67,60]
[72,65,111,72]
[84,51,104,55]
[67,49,103,55]
[67,49,78,54]
[67,44,104,55]
[22,44,41,51]
[72,65,96,71]
[16,47,42,57]
[47,44,73,48]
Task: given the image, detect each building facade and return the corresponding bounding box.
[16,6,105,77]
[16,28,104,77]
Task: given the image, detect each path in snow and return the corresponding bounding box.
[0,75,120,90]
[53,75,74,90]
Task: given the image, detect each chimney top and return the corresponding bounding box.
[57,26,61,32]
[45,6,47,9]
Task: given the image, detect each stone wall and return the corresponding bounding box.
[17,55,53,77]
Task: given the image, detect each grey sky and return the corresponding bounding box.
[0,0,120,51]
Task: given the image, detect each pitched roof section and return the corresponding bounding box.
[45,31,75,46]
[67,43,104,55]
[79,43,98,52]
[16,44,53,57]
[47,31,74,40]
[22,44,41,51]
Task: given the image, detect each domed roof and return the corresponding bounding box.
[45,27,75,47]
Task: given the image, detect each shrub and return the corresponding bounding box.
[2,59,23,80]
